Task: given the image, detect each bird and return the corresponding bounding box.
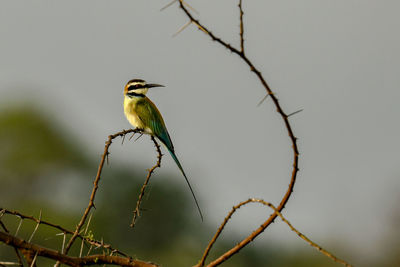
[123,78,203,221]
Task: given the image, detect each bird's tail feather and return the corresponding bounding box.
[168,149,203,221]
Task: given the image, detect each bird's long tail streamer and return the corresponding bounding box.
[168,150,204,221]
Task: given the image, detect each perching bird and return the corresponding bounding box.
[123,79,203,220]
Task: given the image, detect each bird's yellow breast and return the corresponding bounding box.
[124,96,145,130]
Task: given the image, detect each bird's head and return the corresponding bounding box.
[124,79,165,97]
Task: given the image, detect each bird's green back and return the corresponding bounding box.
[134,95,203,220]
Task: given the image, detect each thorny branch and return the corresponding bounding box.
[0,231,158,267]
[130,136,163,227]
[0,208,128,258]
[1,128,163,266]
[176,0,300,265]
[63,129,141,256]
[196,198,352,267]
[0,210,23,266]
[174,1,351,266]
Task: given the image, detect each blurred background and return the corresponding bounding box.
[1,0,399,266]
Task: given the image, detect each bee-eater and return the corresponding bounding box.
[123,79,203,221]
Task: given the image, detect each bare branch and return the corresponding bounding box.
[196,198,352,267]
[176,1,300,265]
[0,231,158,267]
[130,136,163,227]
[63,129,140,254]
[1,208,128,258]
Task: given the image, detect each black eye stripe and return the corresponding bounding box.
[127,84,145,90]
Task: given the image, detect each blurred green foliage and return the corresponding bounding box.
[0,105,372,266]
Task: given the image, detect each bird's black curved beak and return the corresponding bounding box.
[146,83,165,88]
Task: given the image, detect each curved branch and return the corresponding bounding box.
[196,199,352,267]
[0,231,158,267]
[176,1,300,265]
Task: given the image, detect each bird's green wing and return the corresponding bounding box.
[136,97,204,220]
[136,97,174,151]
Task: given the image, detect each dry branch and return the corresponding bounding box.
[63,129,141,255]
[131,136,163,227]
[0,208,127,258]
[176,1,300,265]
[0,231,157,267]
[196,198,352,267]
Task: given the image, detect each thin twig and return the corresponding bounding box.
[130,136,162,227]
[238,0,245,53]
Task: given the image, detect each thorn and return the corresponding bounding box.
[30,252,38,267]
[121,134,126,145]
[182,0,199,14]
[257,94,269,106]
[28,210,42,243]
[160,0,177,11]
[106,152,110,165]
[173,20,192,37]
[15,216,23,236]
[287,109,304,118]
[61,232,66,253]
[134,133,144,142]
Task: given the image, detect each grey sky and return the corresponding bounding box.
[1,1,399,265]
